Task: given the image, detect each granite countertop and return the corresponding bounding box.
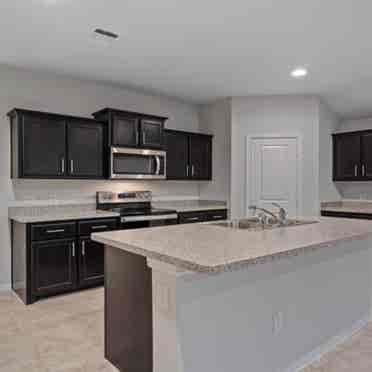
[321,201,372,214]
[92,217,372,273]
[152,200,227,212]
[9,205,120,223]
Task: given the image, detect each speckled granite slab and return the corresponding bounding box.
[321,201,372,214]
[152,200,227,212]
[92,217,372,273]
[9,204,119,223]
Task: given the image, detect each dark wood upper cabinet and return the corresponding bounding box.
[111,112,140,147]
[164,130,189,179]
[164,129,213,180]
[333,133,361,181]
[333,130,372,181]
[141,118,164,148]
[9,109,106,179]
[67,119,105,178]
[93,108,166,149]
[16,112,66,178]
[189,134,212,180]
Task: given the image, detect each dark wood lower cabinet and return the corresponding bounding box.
[12,217,117,305]
[32,239,77,297]
[78,237,104,287]
[105,245,153,372]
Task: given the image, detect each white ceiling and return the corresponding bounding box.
[1,0,372,118]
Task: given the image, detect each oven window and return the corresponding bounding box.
[113,154,164,175]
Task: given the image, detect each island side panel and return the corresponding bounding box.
[104,245,153,372]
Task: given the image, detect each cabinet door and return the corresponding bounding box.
[361,133,372,179]
[189,134,212,180]
[21,113,66,177]
[67,120,105,178]
[112,113,140,147]
[164,130,189,179]
[141,119,164,148]
[78,238,104,288]
[32,239,76,296]
[333,133,361,180]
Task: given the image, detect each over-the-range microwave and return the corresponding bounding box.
[110,147,166,179]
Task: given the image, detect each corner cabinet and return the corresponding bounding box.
[333,130,372,181]
[164,129,213,180]
[9,109,106,179]
[92,108,167,149]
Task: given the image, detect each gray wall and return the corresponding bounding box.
[0,64,202,288]
[198,99,231,205]
[230,95,321,218]
[318,102,341,201]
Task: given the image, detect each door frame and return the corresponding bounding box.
[245,134,303,217]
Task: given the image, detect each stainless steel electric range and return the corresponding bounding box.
[96,191,178,229]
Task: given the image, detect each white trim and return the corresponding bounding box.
[0,283,11,292]
[245,134,303,217]
[286,315,369,372]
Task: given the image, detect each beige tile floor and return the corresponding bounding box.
[302,323,372,372]
[0,288,118,372]
[1,287,372,372]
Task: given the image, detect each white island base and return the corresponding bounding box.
[148,237,372,372]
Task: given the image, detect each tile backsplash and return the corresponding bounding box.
[10,179,201,206]
[336,182,372,200]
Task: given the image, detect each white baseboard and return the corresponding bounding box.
[284,315,370,372]
[0,283,11,292]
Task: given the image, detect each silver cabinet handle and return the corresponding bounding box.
[91,225,108,230]
[187,217,200,221]
[155,156,161,175]
[82,240,85,256]
[70,159,74,174]
[72,242,75,257]
[142,131,146,145]
[212,215,224,219]
[355,165,358,177]
[61,158,65,174]
[186,165,190,177]
[362,164,366,177]
[191,165,195,177]
[46,229,65,234]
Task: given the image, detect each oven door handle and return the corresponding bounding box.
[121,214,178,223]
[155,156,161,175]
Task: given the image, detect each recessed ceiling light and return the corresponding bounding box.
[290,67,308,78]
[94,28,119,40]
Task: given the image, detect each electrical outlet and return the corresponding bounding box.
[272,311,284,334]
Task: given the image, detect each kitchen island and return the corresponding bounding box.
[92,217,372,372]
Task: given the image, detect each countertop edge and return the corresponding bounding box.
[92,228,372,273]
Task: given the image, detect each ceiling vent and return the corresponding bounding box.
[94,28,119,40]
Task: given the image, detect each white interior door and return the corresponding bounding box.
[248,137,300,217]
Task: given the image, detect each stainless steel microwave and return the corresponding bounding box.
[110,147,166,179]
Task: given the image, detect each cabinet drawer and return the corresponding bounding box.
[178,211,205,224]
[31,222,76,241]
[203,209,228,221]
[78,218,117,236]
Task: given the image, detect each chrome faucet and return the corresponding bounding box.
[248,203,288,226]
[271,202,288,226]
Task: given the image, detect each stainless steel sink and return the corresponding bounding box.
[212,218,318,231]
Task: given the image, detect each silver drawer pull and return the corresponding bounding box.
[46,229,65,233]
[187,217,200,221]
[91,225,108,230]
[72,242,75,257]
[82,240,85,256]
[212,215,224,219]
